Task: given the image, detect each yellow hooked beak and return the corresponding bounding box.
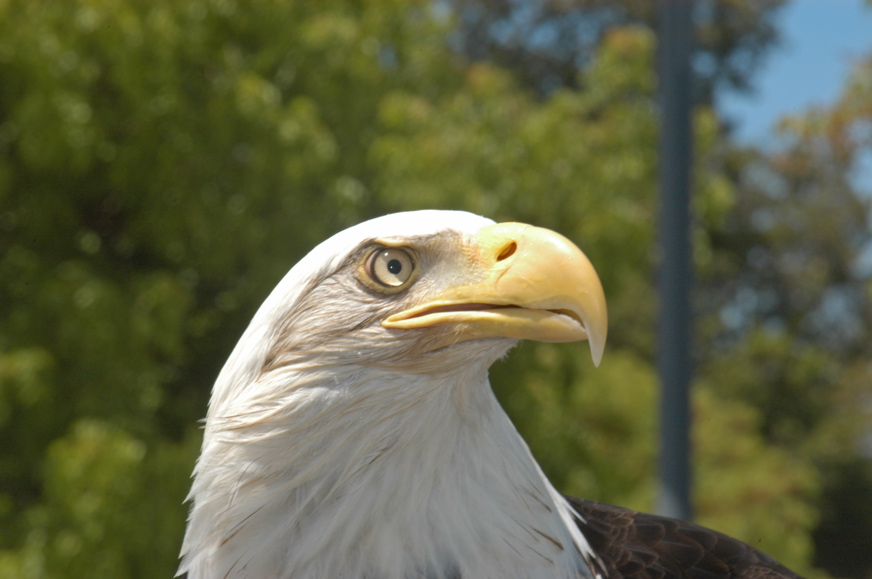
[382,222,608,366]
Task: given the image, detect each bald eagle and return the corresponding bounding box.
[179,210,801,578]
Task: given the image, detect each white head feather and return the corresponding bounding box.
[179,210,600,579]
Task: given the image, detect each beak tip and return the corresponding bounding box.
[586,317,607,368]
[590,341,604,368]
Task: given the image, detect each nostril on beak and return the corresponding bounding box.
[496,241,517,262]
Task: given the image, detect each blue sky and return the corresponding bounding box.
[718,0,872,146]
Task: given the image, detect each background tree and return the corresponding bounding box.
[699,41,872,576]
[0,0,868,577]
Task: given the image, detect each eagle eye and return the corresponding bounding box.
[366,247,415,288]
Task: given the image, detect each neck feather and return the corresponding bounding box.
[181,361,597,579]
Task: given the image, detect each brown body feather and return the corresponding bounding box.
[568,498,803,579]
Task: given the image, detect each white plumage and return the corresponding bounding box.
[179,211,604,578]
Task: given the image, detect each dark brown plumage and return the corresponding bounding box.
[568,498,804,579]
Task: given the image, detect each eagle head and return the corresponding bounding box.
[180,210,607,579]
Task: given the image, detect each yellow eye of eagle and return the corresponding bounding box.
[367,247,415,288]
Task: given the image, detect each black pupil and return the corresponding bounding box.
[387,258,403,275]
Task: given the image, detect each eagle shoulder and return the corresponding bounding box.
[567,498,804,579]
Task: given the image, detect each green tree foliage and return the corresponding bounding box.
[0,0,867,577]
[700,35,872,576]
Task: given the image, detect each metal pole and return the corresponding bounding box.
[656,0,694,522]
